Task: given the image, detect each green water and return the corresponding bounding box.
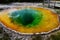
[9,8,43,28]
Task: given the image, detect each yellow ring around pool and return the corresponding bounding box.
[0,7,59,33]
